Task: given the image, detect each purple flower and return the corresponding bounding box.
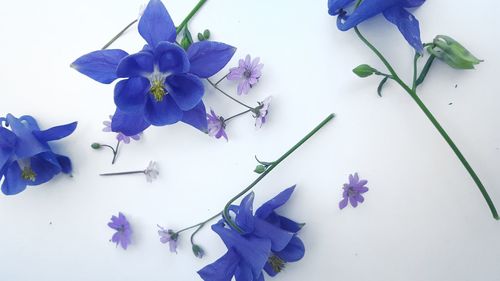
[103,115,142,144]
[158,225,178,253]
[108,212,132,249]
[207,110,228,141]
[339,173,369,209]
[255,96,272,128]
[227,54,263,95]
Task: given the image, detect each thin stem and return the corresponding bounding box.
[175,0,208,34]
[416,55,435,87]
[353,27,499,220]
[207,79,254,110]
[176,212,222,235]
[224,109,253,123]
[215,73,229,86]
[102,19,138,50]
[412,52,420,92]
[111,140,120,164]
[223,114,335,232]
[100,170,145,176]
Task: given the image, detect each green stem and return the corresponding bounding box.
[176,0,208,34]
[416,55,435,87]
[207,78,254,110]
[176,211,222,235]
[223,114,336,231]
[102,19,138,50]
[353,27,499,220]
[412,52,420,91]
[111,140,120,164]
[224,109,253,123]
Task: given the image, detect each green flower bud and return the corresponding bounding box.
[203,29,210,39]
[353,64,378,78]
[428,35,483,69]
[180,36,191,50]
[192,244,205,258]
[91,143,101,149]
[197,32,206,41]
[254,165,266,174]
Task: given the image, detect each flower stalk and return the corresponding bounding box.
[353,26,499,220]
[207,78,255,110]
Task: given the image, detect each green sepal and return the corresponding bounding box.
[377,76,388,97]
[353,64,378,78]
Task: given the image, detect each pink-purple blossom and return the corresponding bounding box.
[207,110,228,141]
[339,173,369,209]
[158,225,178,253]
[227,54,263,95]
[255,96,272,128]
[108,212,132,249]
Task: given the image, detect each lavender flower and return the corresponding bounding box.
[339,173,369,209]
[108,212,132,250]
[255,96,272,128]
[158,225,178,253]
[145,161,159,182]
[207,110,228,141]
[227,54,263,95]
[103,115,142,144]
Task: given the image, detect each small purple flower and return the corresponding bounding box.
[158,225,178,253]
[108,212,132,250]
[207,110,228,141]
[339,173,369,209]
[103,115,142,144]
[255,96,272,128]
[227,54,263,95]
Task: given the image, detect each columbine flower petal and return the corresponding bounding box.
[187,41,236,78]
[114,77,150,112]
[0,127,17,169]
[6,114,50,158]
[165,73,204,111]
[29,153,62,185]
[234,192,256,234]
[144,94,183,125]
[155,42,190,73]
[71,49,129,84]
[111,108,151,136]
[181,101,208,132]
[138,0,176,47]
[383,6,423,53]
[1,162,26,195]
[32,122,78,142]
[255,185,295,219]
[116,52,155,78]
[198,248,241,281]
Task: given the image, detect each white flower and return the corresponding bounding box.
[144,161,159,182]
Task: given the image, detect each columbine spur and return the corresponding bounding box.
[71,0,236,136]
[0,114,76,195]
[227,54,264,95]
[328,0,425,53]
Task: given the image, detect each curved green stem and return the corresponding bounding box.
[102,19,138,50]
[176,0,208,34]
[177,212,222,235]
[353,27,499,220]
[207,78,255,110]
[223,114,335,232]
[224,109,253,123]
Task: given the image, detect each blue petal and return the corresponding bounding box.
[155,42,190,73]
[138,0,176,47]
[6,114,49,158]
[18,115,40,130]
[336,0,400,31]
[29,152,62,186]
[114,77,149,112]
[212,222,271,278]
[402,0,425,8]
[32,122,77,143]
[198,248,240,281]
[187,41,236,78]
[234,262,254,281]
[1,162,27,195]
[253,218,294,252]
[181,101,208,132]
[111,108,151,136]
[55,154,72,174]
[0,127,17,170]
[235,192,255,234]
[255,186,296,219]
[144,94,183,126]
[71,49,128,84]
[165,73,204,111]
[263,212,304,233]
[383,6,423,53]
[277,236,305,262]
[327,0,355,16]
[116,52,154,78]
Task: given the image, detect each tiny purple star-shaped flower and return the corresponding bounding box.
[108,212,132,249]
[207,109,228,141]
[339,173,369,209]
[158,225,178,253]
[227,54,263,95]
[255,96,272,128]
[103,115,142,144]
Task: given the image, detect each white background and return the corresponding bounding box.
[1,0,499,280]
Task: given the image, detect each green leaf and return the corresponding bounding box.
[377,76,388,97]
[353,64,378,78]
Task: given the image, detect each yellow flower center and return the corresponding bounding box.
[150,79,166,102]
[268,255,285,273]
[21,167,36,181]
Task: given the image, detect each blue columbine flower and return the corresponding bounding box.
[71,0,236,136]
[198,186,305,281]
[0,114,76,195]
[328,0,425,53]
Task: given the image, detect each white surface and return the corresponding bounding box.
[1,0,500,280]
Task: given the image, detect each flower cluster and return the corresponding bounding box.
[198,186,305,280]
[0,114,76,195]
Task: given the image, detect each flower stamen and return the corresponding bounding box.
[21,167,36,181]
[268,255,286,273]
[150,79,166,102]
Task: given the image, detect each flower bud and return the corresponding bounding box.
[91,143,101,149]
[353,64,378,78]
[254,165,266,174]
[192,244,205,258]
[203,29,210,39]
[180,36,191,50]
[197,32,206,41]
[428,35,483,69]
